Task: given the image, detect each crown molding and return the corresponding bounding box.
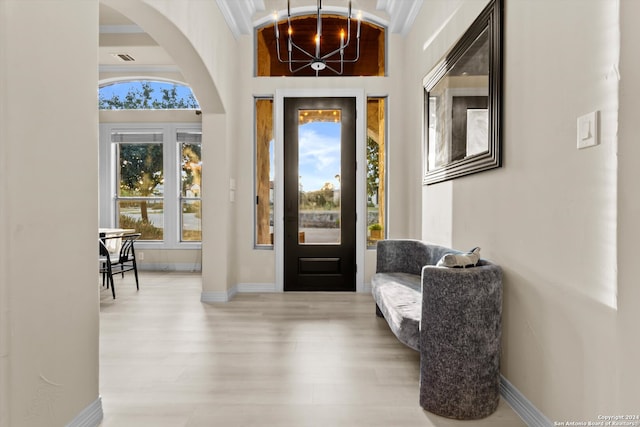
[376,0,423,35]
[217,0,421,37]
[252,4,388,32]
[216,0,265,39]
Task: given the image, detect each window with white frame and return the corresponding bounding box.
[100,124,202,248]
[178,131,202,242]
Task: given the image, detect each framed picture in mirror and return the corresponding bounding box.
[423,0,503,185]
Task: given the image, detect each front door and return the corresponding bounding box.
[284,97,356,291]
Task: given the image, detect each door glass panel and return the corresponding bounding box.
[298,109,341,245]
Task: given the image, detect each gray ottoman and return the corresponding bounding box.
[419,264,502,419]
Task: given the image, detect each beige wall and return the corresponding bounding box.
[0,1,100,425]
[103,0,241,295]
[3,0,633,423]
[617,0,640,413]
[146,0,241,293]
[407,0,636,420]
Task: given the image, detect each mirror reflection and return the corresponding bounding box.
[423,0,502,185]
[428,28,489,169]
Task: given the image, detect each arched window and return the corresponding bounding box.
[99,80,203,248]
[99,80,200,110]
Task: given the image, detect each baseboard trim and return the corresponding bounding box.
[138,263,201,272]
[363,282,372,293]
[203,282,369,302]
[66,396,103,427]
[201,283,278,303]
[237,283,277,293]
[201,287,237,303]
[501,375,552,427]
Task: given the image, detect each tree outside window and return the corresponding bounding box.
[114,135,165,240]
[99,81,199,110]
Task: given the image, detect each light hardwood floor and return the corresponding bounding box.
[99,272,526,427]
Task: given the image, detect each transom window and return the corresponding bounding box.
[256,15,385,77]
[99,80,199,110]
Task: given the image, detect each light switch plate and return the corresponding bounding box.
[577,111,599,149]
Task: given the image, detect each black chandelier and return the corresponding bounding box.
[274,0,361,75]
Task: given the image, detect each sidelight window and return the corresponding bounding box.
[366,97,386,248]
[255,98,275,247]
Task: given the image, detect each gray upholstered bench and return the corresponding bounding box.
[372,239,503,420]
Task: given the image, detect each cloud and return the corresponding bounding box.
[298,123,341,192]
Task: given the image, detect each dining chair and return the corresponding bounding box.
[99,233,141,298]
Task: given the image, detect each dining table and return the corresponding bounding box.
[99,228,136,237]
[99,228,136,253]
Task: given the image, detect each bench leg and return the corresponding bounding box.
[375,304,384,318]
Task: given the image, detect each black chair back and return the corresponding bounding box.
[99,233,142,298]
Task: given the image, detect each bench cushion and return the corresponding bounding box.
[371,272,421,351]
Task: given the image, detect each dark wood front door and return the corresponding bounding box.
[284,97,356,291]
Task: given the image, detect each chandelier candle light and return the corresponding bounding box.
[274,0,361,75]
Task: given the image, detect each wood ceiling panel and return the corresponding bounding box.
[257,16,385,77]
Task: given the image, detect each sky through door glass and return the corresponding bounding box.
[298,109,341,245]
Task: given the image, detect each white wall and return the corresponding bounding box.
[406,0,632,420]
[0,1,100,425]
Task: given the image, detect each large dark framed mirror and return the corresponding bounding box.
[423,0,503,185]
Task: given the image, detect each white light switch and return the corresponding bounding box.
[577,111,599,149]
